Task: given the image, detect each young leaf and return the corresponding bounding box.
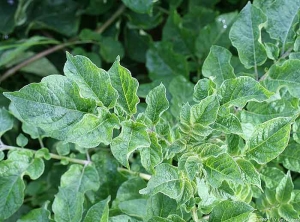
[265,0,300,53]
[145,83,169,125]
[263,60,300,98]
[0,108,14,137]
[219,76,272,108]
[3,75,96,140]
[108,57,139,116]
[16,133,28,147]
[229,2,267,69]
[111,120,150,168]
[64,53,118,109]
[245,117,292,164]
[83,196,110,222]
[66,107,120,148]
[209,200,254,222]
[193,78,216,102]
[203,153,241,188]
[276,171,294,203]
[202,45,235,86]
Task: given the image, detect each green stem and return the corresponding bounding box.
[0,143,90,165]
[118,167,151,180]
[192,206,200,222]
[38,137,45,148]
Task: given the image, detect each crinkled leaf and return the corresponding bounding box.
[264,60,300,98]
[245,117,292,164]
[64,53,118,108]
[111,120,150,168]
[229,2,267,69]
[122,0,153,14]
[193,78,216,102]
[140,132,163,173]
[3,75,96,140]
[202,46,235,86]
[140,163,191,203]
[52,187,84,222]
[278,203,299,221]
[276,171,293,203]
[279,140,300,173]
[0,108,14,137]
[145,83,169,125]
[209,200,254,222]
[219,76,272,108]
[203,153,241,188]
[236,159,261,188]
[83,196,110,222]
[66,107,119,148]
[108,58,139,116]
[265,0,300,53]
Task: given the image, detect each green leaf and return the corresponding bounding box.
[17,207,51,222]
[83,196,110,222]
[146,42,189,80]
[196,12,238,59]
[229,2,267,69]
[3,75,96,140]
[245,117,292,164]
[66,107,120,148]
[145,83,169,125]
[122,0,153,14]
[279,140,300,173]
[193,79,216,102]
[276,171,294,203]
[0,1,17,34]
[202,46,235,86]
[209,200,254,222]
[0,150,44,220]
[140,132,163,173]
[236,159,261,188]
[140,163,192,203]
[260,167,285,189]
[264,60,300,98]
[0,108,14,137]
[278,203,299,221]
[16,133,28,147]
[99,37,125,63]
[64,53,118,108]
[203,153,241,188]
[214,113,242,134]
[219,76,272,108]
[265,0,300,53]
[108,58,139,116]
[52,187,84,222]
[111,120,150,168]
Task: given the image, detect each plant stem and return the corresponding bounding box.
[0,143,90,165]
[38,137,45,148]
[0,4,126,84]
[117,167,151,180]
[192,206,199,222]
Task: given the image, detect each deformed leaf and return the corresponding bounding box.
[209,200,254,222]
[245,117,292,164]
[229,2,267,69]
[236,159,261,188]
[108,58,140,116]
[145,83,169,125]
[83,196,110,222]
[265,0,300,53]
[219,76,272,108]
[202,45,235,86]
[276,171,293,203]
[193,78,216,102]
[111,120,150,168]
[140,163,192,203]
[0,108,14,137]
[64,53,118,108]
[66,107,120,148]
[3,75,96,140]
[203,153,241,188]
[263,60,300,98]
